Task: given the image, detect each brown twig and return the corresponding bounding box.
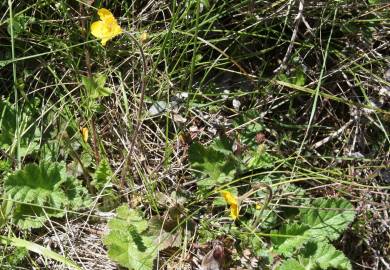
[274,0,305,73]
[79,2,100,164]
[119,31,148,204]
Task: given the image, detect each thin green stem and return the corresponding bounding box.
[8,0,20,169]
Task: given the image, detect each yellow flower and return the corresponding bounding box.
[81,127,89,143]
[220,190,239,220]
[140,31,149,43]
[90,8,123,46]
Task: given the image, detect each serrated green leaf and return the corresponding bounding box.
[277,68,305,87]
[298,241,352,270]
[272,198,355,257]
[103,205,158,270]
[4,162,91,229]
[278,258,306,270]
[210,137,233,155]
[82,73,113,99]
[92,159,113,190]
[271,223,310,256]
[0,195,13,228]
[91,159,119,211]
[115,205,149,233]
[299,198,355,241]
[189,142,240,188]
[148,216,183,251]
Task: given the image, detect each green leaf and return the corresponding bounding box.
[300,241,352,270]
[246,145,275,170]
[293,69,305,86]
[189,142,240,188]
[233,109,264,150]
[0,195,13,228]
[299,198,355,241]
[92,159,119,211]
[92,159,114,191]
[1,245,28,267]
[7,15,34,38]
[82,73,113,99]
[277,68,305,87]
[210,137,234,155]
[278,258,306,270]
[103,205,158,270]
[0,100,40,157]
[272,198,355,257]
[4,162,91,229]
[271,223,310,256]
[148,216,183,251]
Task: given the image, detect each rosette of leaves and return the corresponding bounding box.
[103,205,158,270]
[4,162,91,229]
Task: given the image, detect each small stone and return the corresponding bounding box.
[176,92,189,99]
[384,68,390,82]
[243,249,251,258]
[232,99,241,110]
[222,90,230,99]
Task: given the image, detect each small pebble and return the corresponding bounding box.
[384,68,390,82]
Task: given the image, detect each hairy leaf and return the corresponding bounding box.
[189,142,240,188]
[103,205,157,270]
[92,159,119,211]
[299,198,355,241]
[271,223,310,256]
[300,241,352,270]
[246,145,275,170]
[4,162,91,229]
[272,198,355,257]
[278,258,306,270]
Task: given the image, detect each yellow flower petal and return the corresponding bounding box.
[230,203,239,220]
[220,190,238,205]
[81,127,89,143]
[220,190,239,220]
[98,8,114,20]
[140,31,149,43]
[90,8,123,46]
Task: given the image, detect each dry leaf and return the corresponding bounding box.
[200,241,225,270]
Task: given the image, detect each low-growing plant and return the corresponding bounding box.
[103,205,158,270]
[188,121,355,269]
[4,161,91,229]
[2,0,387,268]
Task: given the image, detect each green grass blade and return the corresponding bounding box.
[0,236,81,270]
